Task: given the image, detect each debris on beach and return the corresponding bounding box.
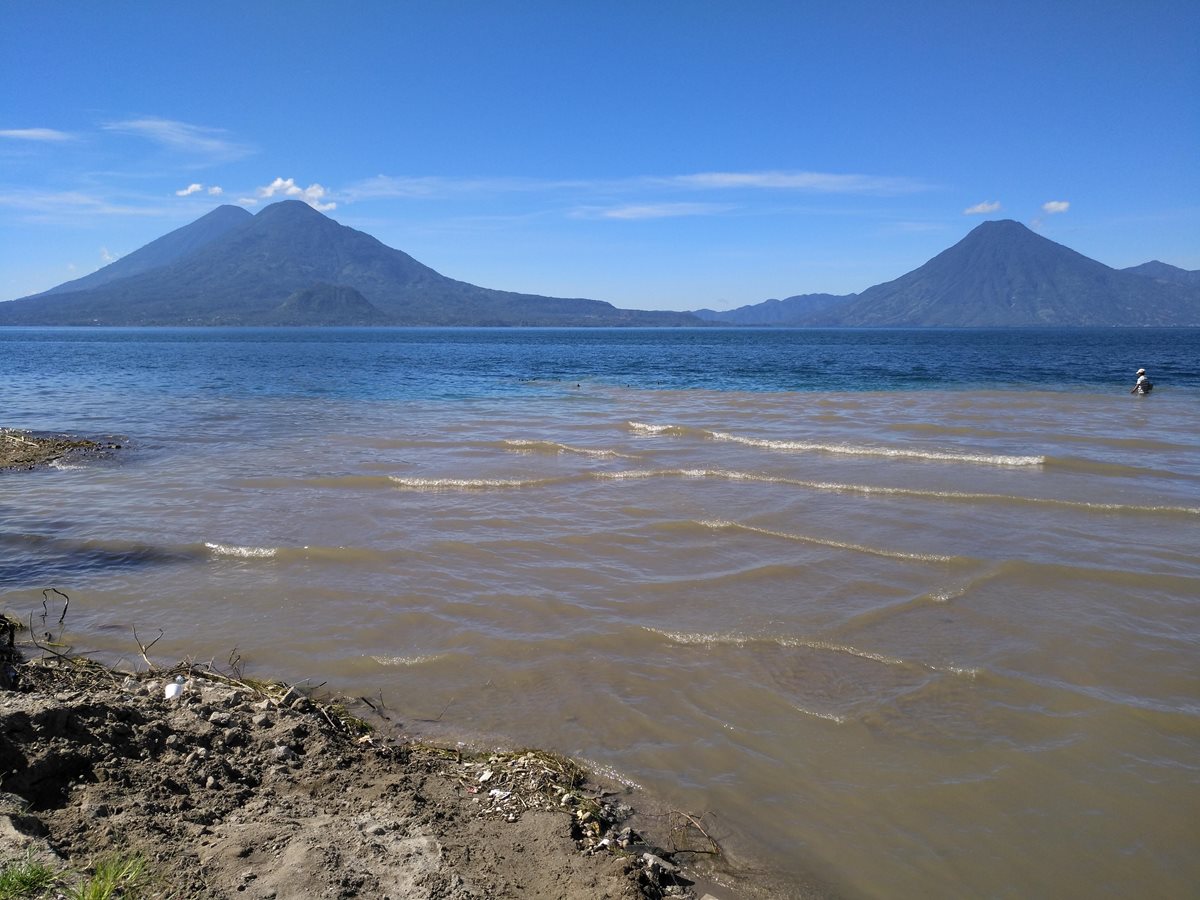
[0,621,719,899]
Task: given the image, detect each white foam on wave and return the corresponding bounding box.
[681,472,1198,517]
[945,665,981,677]
[625,421,695,438]
[48,459,88,471]
[644,626,979,678]
[709,429,1044,467]
[626,421,674,434]
[780,638,909,667]
[595,467,724,481]
[388,476,542,490]
[371,653,443,667]
[205,541,278,559]
[699,519,957,563]
[792,705,849,724]
[643,627,740,646]
[502,439,633,459]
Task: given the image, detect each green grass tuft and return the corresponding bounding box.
[0,855,58,899]
[65,854,150,900]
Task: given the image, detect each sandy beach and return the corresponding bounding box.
[1,628,778,900]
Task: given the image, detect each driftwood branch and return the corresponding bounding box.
[27,613,73,662]
[674,811,721,856]
[40,588,70,626]
[132,626,163,671]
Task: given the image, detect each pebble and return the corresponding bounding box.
[0,792,30,815]
[642,852,680,875]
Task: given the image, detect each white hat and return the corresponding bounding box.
[1137,368,1146,375]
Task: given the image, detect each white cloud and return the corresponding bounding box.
[207,186,223,196]
[237,197,258,206]
[574,202,733,220]
[1042,200,1070,214]
[0,128,74,141]
[175,183,204,197]
[103,118,253,162]
[963,200,1001,215]
[256,177,336,211]
[100,247,117,263]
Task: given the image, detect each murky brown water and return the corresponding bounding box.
[5,385,1198,898]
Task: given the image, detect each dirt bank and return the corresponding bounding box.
[0,633,738,900]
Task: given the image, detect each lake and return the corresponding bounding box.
[2,326,1198,898]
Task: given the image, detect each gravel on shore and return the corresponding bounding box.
[0,624,735,900]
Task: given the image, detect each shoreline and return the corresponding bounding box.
[0,619,798,900]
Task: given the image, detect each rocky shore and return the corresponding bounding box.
[0,430,122,472]
[0,625,739,900]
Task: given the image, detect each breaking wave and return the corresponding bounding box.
[643,627,979,677]
[626,420,1044,466]
[697,518,962,563]
[370,654,444,667]
[204,542,278,559]
[388,476,554,490]
[502,439,636,459]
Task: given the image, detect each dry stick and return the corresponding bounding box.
[318,706,344,734]
[132,626,163,671]
[677,811,721,856]
[432,696,455,722]
[27,613,73,662]
[53,589,69,625]
[39,588,70,625]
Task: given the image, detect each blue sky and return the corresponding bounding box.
[2,0,1197,310]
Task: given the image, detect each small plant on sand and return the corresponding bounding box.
[65,854,150,900]
[0,854,58,899]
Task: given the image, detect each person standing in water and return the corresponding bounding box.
[1130,368,1153,394]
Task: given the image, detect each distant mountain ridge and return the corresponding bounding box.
[4,209,1197,326]
[1121,260,1200,288]
[697,220,1200,327]
[41,205,254,296]
[693,293,851,325]
[0,201,698,327]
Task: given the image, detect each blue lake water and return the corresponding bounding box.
[2,326,1198,899]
